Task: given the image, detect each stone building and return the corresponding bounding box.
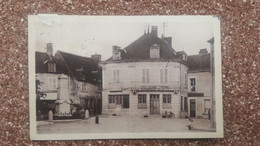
[101,26,189,117]
[187,48,213,119]
[36,43,102,118]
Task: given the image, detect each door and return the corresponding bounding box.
[190,99,196,118]
[150,94,160,115]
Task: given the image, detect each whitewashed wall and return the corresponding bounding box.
[188,72,212,118]
[188,72,212,97]
[37,73,59,100]
[102,61,188,117]
[102,62,188,91]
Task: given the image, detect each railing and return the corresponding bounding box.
[37,113,49,121]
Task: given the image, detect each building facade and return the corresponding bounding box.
[102,26,189,118]
[187,48,213,119]
[36,43,102,118]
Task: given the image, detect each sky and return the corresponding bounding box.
[32,15,215,61]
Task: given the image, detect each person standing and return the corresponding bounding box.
[188,118,193,130]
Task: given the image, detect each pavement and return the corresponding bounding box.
[37,115,216,134]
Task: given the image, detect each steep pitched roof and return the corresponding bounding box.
[187,53,211,72]
[35,52,68,74]
[107,33,178,61]
[36,51,100,84]
[55,51,100,83]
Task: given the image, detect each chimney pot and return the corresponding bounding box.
[151,26,158,37]
[163,37,172,48]
[199,48,208,55]
[91,54,101,62]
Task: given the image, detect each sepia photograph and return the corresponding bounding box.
[29,15,223,140]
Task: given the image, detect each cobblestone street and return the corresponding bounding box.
[37,116,216,134]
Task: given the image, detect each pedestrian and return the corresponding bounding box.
[187,118,193,130]
[208,109,211,120]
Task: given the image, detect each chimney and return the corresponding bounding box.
[112,45,121,60]
[112,46,121,52]
[151,26,158,37]
[91,53,101,62]
[163,37,172,48]
[46,43,53,56]
[199,48,208,55]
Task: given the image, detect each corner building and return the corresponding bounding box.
[102,26,189,118]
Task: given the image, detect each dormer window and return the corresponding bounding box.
[48,63,56,72]
[182,54,187,61]
[150,43,160,59]
[112,45,121,60]
[113,52,121,60]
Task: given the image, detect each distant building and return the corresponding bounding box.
[187,48,212,119]
[36,43,102,117]
[101,26,188,117]
[208,37,216,127]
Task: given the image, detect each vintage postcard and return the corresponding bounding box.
[29,15,223,140]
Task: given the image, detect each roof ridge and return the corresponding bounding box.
[57,50,92,60]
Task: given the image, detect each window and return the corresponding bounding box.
[163,94,171,103]
[190,78,196,91]
[48,77,57,90]
[160,68,168,83]
[150,44,160,58]
[138,94,147,109]
[184,72,188,89]
[108,95,129,109]
[142,68,149,83]
[82,83,86,91]
[108,96,115,103]
[116,95,122,105]
[113,52,121,60]
[182,54,187,61]
[113,69,120,83]
[204,99,211,113]
[181,96,183,110]
[162,94,172,109]
[48,63,56,72]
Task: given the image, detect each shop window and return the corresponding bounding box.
[162,94,172,109]
[108,94,129,109]
[138,94,147,109]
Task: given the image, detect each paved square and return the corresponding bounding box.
[37,116,216,134]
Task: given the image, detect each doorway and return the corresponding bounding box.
[150,94,160,115]
[190,99,196,118]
